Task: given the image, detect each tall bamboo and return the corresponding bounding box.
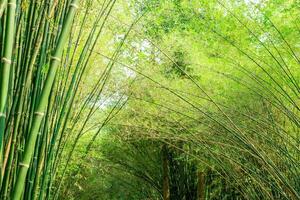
[0,0,16,183]
[12,1,80,199]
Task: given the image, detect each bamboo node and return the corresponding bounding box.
[2,57,12,64]
[34,112,45,116]
[0,113,6,118]
[50,56,61,62]
[70,3,79,9]
[19,162,30,168]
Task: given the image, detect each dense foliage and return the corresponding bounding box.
[0,0,299,200]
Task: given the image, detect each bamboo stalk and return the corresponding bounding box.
[0,0,16,184]
[0,0,7,18]
[11,1,80,199]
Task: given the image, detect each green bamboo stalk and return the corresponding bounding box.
[0,0,16,184]
[6,2,60,197]
[0,0,7,18]
[0,17,25,197]
[0,6,46,195]
[11,1,80,199]
[31,126,47,200]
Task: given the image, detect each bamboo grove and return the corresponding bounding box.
[0,0,300,200]
[0,0,128,199]
[118,1,300,198]
[61,0,300,199]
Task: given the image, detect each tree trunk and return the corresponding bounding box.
[197,171,205,200]
[162,145,170,200]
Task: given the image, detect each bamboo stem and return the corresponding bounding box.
[0,0,7,18]
[12,1,80,199]
[0,0,16,184]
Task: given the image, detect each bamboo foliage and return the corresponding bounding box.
[79,1,300,199]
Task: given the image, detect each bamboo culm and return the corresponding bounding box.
[11,1,80,199]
